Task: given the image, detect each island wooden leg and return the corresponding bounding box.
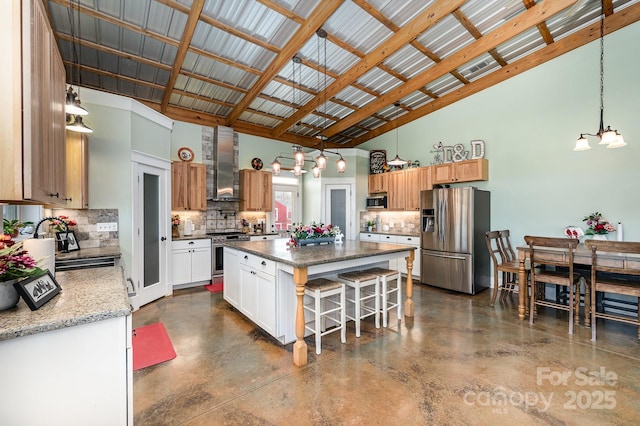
[518,249,527,320]
[292,267,308,367]
[404,250,415,317]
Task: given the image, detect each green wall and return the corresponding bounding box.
[359,21,640,244]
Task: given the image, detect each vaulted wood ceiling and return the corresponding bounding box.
[47,0,640,149]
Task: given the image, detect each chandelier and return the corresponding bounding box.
[573,10,623,151]
[65,0,92,134]
[271,30,346,177]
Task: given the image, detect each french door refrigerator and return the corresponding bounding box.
[420,187,490,294]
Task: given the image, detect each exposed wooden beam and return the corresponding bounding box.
[63,61,165,91]
[271,0,467,139]
[522,0,555,45]
[225,0,344,126]
[161,0,205,112]
[325,0,578,138]
[344,2,640,147]
[179,70,248,94]
[452,9,508,67]
[56,32,172,72]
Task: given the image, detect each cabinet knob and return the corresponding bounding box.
[261,261,266,266]
[161,237,167,241]
[244,255,248,260]
[63,197,72,202]
[188,241,194,245]
[49,192,59,198]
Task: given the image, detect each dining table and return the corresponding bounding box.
[516,241,640,321]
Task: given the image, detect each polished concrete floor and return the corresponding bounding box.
[133,284,640,425]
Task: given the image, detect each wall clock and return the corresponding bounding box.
[178,147,194,162]
[251,158,263,170]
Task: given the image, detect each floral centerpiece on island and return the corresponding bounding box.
[583,212,616,235]
[288,222,340,248]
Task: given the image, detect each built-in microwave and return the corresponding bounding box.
[366,195,387,209]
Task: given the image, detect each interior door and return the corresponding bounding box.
[323,182,353,240]
[132,160,170,309]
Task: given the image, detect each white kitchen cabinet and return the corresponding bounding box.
[223,247,240,307]
[359,232,381,242]
[237,252,277,336]
[0,315,132,425]
[171,239,212,288]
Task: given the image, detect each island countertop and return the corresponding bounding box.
[225,239,415,268]
[0,266,130,342]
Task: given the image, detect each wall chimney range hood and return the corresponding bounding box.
[211,125,240,202]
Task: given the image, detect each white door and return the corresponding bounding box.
[271,178,301,231]
[132,157,170,309]
[323,181,354,240]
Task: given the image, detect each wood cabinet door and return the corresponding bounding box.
[368,173,388,194]
[223,248,240,307]
[190,247,212,282]
[455,158,489,182]
[260,171,273,211]
[171,248,192,286]
[255,271,276,336]
[431,163,455,184]
[50,34,67,204]
[387,170,405,210]
[171,162,189,210]
[240,169,272,211]
[188,163,207,211]
[404,168,421,211]
[419,166,432,191]
[65,131,89,209]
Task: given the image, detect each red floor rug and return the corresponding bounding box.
[205,282,223,293]
[132,323,176,371]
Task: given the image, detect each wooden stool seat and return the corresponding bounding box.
[367,267,402,327]
[337,270,380,337]
[304,278,346,355]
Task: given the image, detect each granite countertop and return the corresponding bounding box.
[0,266,130,342]
[55,246,121,261]
[172,235,213,241]
[225,239,415,268]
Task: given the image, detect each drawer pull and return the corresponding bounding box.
[261,261,267,266]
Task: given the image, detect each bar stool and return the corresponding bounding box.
[303,278,346,355]
[368,267,402,327]
[337,270,380,337]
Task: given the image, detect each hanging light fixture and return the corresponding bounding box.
[388,102,407,166]
[66,0,92,133]
[573,10,624,151]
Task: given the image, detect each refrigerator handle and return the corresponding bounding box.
[438,189,447,244]
[425,252,467,260]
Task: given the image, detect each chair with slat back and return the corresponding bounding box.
[525,236,581,334]
[497,230,518,298]
[486,231,523,305]
[586,240,640,341]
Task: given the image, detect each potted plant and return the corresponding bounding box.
[366,220,376,232]
[3,219,34,238]
[0,238,45,310]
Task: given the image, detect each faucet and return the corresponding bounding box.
[33,216,70,253]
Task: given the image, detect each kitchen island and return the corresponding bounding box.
[224,239,415,366]
[0,266,132,424]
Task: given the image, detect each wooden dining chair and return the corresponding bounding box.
[586,240,640,341]
[486,231,521,306]
[525,236,581,334]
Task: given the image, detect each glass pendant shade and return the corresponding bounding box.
[600,128,618,145]
[573,136,591,151]
[66,115,93,133]
[271,158,281,175]
[312,164,320,178]
[336,156,346,173]
[316,151,327,170]
[607,133,626,149]
[293,164,302,176]
[294,148,305,167]
[65,88,88,116]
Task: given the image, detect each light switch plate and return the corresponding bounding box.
[97,222,118,232]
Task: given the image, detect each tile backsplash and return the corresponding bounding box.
[46,208,119,249]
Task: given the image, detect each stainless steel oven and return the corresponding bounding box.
[210,233,249,277]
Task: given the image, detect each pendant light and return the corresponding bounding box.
[573,11,623,151]
[66,0,92,133]
[388,102,407,166]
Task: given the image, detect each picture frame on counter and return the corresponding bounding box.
[55,231,80,252]
[13,270,62,311]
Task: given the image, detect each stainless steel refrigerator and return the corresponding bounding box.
[420,187,490,294]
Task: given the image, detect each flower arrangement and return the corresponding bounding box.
[172,215,181,228]
[583,212,616,235]
[0,239,45,283]
[50,215,77,232]
[288,222,340,248]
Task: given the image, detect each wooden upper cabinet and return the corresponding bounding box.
[1,0,67,204]
[368,173,388,194]
[419,166,432,191]
[65,130,89,209]
[171,162,207,211]
[386,170,405,210]
[404,168,421,211]
[432,159,488,185]
[239,169,272,212]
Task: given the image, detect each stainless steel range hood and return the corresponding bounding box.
[212,125,240,201]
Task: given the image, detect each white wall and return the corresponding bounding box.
[359,21,640,245]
